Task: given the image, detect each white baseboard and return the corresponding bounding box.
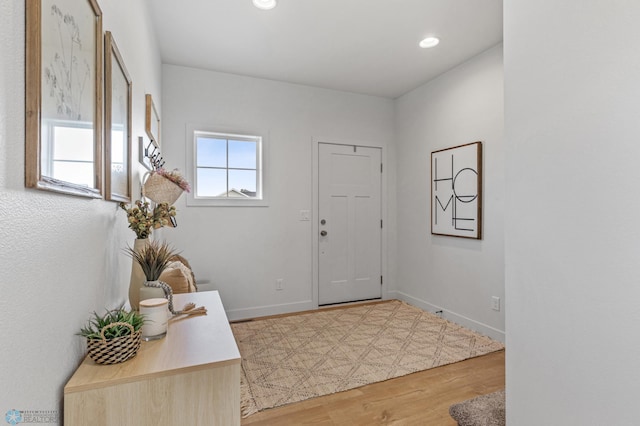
[225,294,505,343]
[388,291,505,343]
[225,300,315,322]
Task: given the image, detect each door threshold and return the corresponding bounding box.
[318,297,383,308]
[230,298,390,323]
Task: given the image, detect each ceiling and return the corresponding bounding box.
[147,0,503,99]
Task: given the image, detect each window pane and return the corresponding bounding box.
[52,126,94,161]
[228,140,257,169]
[197,137,226,168]
[229,169,257,196]
[111,129,125,163]
[52,162,94,187]
[49,125,94,185]
[110,129,127,195]
[197,168,227,197]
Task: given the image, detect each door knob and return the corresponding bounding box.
[320,230,328,236]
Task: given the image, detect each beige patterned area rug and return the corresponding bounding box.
[231,300,504,417]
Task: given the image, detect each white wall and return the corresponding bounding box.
[505,2,640,424]
[0,1,161,422]
[161,65,395,320]
[394,45,505,340]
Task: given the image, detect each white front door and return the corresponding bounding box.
[318,143,382,305]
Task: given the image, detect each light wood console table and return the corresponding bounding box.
[64,291,240,425]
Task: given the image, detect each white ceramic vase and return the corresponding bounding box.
[128,238,150,310]
[140,280,166,302]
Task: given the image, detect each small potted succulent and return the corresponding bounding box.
[79,307,145,365]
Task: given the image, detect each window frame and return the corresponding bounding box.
[186,125,268,207]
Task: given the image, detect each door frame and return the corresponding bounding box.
[311,137,389,308]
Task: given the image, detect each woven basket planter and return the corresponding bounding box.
[143,172,184,205]
[86,322,142,365]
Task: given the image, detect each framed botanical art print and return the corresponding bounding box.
[104,31,132,202]
[25,0,103,198]
[431,141,483,239]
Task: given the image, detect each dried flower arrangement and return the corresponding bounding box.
[119,200,176,239]
[156,168,191,193]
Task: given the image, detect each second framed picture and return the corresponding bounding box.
[104,31,132,202]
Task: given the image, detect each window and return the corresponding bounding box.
[43,120,95,188]
[188,129,266,206]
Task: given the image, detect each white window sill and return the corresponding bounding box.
[186,194,269,207]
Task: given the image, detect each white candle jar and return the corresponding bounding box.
[139,298,169,341]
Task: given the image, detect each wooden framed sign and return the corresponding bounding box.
[431,141,482,239]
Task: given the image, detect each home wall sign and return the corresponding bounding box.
[431,141,482,239]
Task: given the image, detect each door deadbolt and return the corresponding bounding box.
[320,230,328,236]
[320,219,326,225]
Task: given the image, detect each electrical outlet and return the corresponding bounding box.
[276,279,284,291]
[491,296,501,311]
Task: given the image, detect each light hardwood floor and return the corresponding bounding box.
[241,348,505,425]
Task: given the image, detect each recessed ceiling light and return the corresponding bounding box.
[419,37,440,49]
[253,0,277,10]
